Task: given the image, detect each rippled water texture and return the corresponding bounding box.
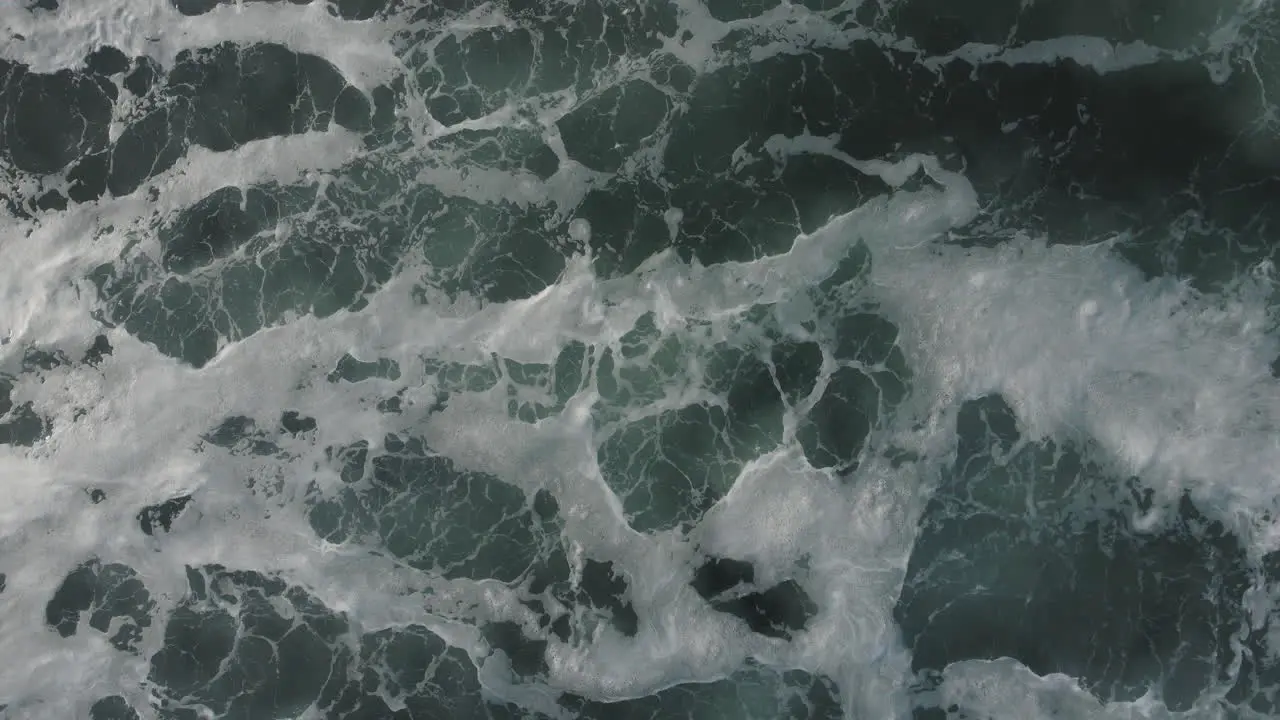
[2,1,1280,718]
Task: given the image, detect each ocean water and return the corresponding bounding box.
[2,0,1280,718]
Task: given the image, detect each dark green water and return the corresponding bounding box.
[2,1,1280,718]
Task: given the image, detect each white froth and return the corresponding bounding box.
[661,206,683,241]
[1,2,1278,718]
[4,118,1275,720]
[0,0,401,91]
[935,659,1212,720]
[695,448,926,719]
[934,37,1169,73]
[0,129,363,349]
[568,217,592,244]
[857,221,1280,548]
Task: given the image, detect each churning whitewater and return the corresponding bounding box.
[2,0,1280,718]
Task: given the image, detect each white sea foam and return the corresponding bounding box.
[0,100,1271,720]
[860,220,1280,552]
[0,0,401,91]
[2,1,1279,719]
[933,37,1169,73]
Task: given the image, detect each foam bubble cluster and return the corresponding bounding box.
[3,1,1280,719]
